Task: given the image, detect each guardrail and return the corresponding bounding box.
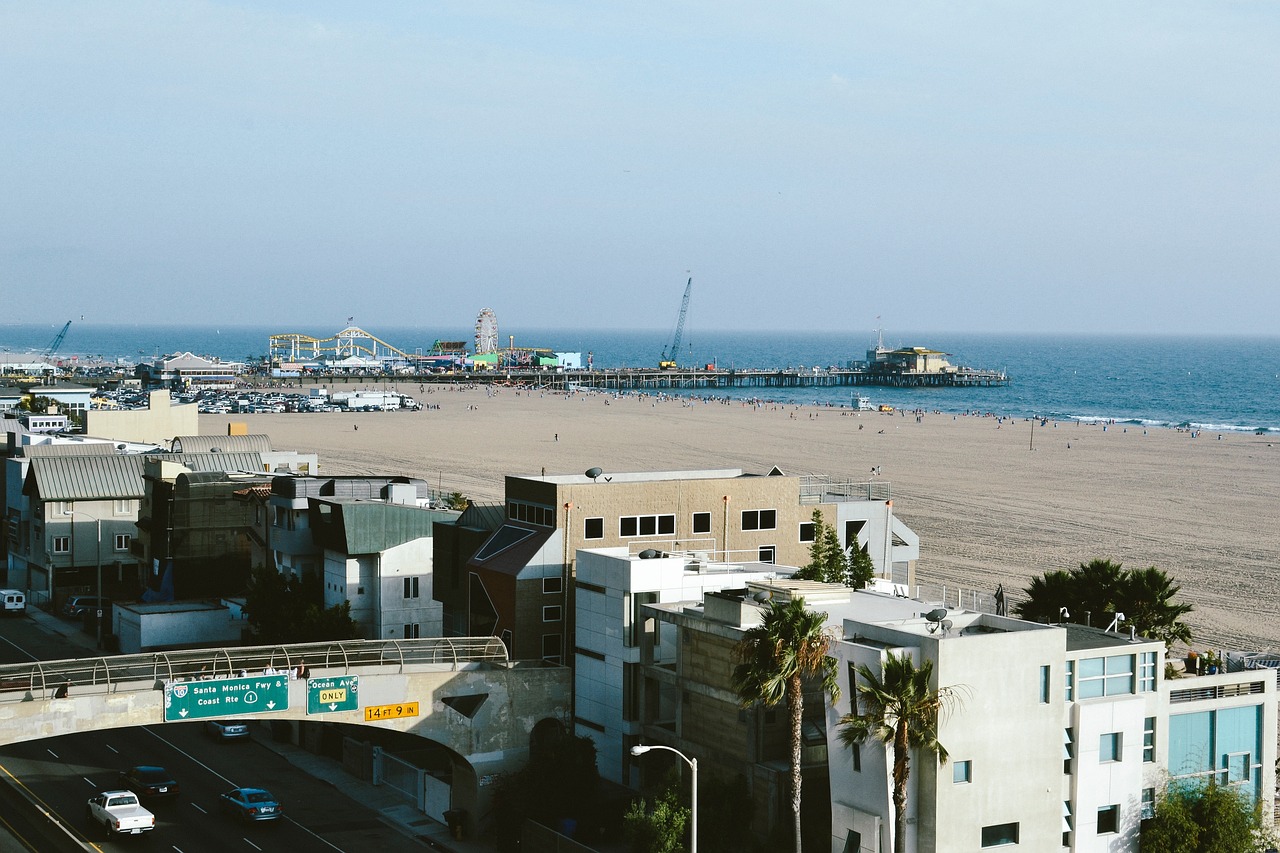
[0,636,511,702]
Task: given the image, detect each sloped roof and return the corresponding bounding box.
[21,442,119,458]
[309,499,460,555]
[171,434,273,454]
[165,451,264,473]
[24,455,149,500]
[456,501,507,532]
[467,523,554,578]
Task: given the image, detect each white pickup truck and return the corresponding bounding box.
[85,790,156,837]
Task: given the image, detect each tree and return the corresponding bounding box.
[795,509,872,588]
[624,778,690,853]
[732,597,839,853]
[838,652,961,853]
[492,726,600,851]
[445,491,469,511]
[244,567,358,643]
[1016,559,1193,647]
[1140,780,1279,853]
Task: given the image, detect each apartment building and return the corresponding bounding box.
[433,466,918,663]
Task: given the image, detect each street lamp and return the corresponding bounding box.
[631,744,697,853]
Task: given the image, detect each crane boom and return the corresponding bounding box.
[44,321,72,359]
[659,278,692,369]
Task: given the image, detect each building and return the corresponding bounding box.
[84,390,199,445]
[611,569,1276,853]
[138,352,244,390]
[433,467,918,663]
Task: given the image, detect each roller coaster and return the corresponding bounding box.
[268,326,413,364]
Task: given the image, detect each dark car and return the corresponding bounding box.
[204,719,250,741]
[219,787,282,823]
[117,765,180,800]
[61,595,109,619]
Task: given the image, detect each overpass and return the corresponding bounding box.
[0,637,571,834]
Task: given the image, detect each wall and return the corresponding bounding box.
[85,390,198,445]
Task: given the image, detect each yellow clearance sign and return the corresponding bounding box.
[364,702,420,721]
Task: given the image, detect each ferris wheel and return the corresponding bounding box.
[474,308,499,355]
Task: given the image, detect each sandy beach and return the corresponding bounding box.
[205,384,1280,652]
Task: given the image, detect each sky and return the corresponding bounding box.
[3,2,1278,335]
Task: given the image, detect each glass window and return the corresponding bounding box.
[584,517,603,539]
[1097,805,1119,834]
[541,633,562,663]
[620,516,638,537]
[1065,660,1074,701]
[1139,651,1157,692]
[403,623,420,639]
[114,533,131,552]
[741,509,777,531]
[1141,788,1155,820]
[52,536,70,554]
[1063,728,1074,775]
[1143,717,1155,763]
[1100,732,1122,763]
[980,823,1019,847]
[758,546,775,564]
[403,577,419,599]
[543,577,562,595]
[542,605,562,622]
[619,515,675,538]
[799,521,815,542]
[1076,655,1135,698]
[692,512,711,534]
[1039,665,1051,704]
[953,760,972,783]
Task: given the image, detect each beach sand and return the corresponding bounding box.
[205,384,1280,652]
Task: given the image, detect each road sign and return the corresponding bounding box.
[164,675,290,722]
[363,701,419,722]
[307,675,359,714]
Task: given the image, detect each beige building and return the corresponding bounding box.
[84,390,198,445]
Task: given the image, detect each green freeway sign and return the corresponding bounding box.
[307,675,360,714]
[164,675,290,722]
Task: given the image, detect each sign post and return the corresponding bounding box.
[164,675,290,722]
[307,675,360,714]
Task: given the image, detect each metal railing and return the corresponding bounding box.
[0,636,510,702]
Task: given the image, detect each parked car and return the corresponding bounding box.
[0,589,25,615]
[117,765,179,800]
[61,595,109,619]
[204,719,250,741]
[85,790,155,837]
[219,787,282,823]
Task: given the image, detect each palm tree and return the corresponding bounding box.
[732,597,840,853]
[1118,566,1193,647]
[838,652,961,853]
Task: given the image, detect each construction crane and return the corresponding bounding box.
[43,320,72,360]
[659,277,692,369]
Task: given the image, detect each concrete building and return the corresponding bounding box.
[84,390,199,445]
[139,351,244,390]
[433,467,918,663]
[610,570,1276,853]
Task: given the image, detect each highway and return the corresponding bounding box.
[0,613,435,852]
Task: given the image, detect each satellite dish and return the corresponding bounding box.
[753,590,772,603]
[585,466,603,482]
[638,549,659,559]
[924,608,948,623]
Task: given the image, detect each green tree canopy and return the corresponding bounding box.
[1015,559,1193,647]
[244,567,358,644]
[794,509,874,588]
[733,597,839,853]
[839,652,962,853]
[1139,781,1278,853]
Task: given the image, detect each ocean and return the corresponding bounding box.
[4,323,1279,433]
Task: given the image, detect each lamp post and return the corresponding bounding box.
[631,744,697,853]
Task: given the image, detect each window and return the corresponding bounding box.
[1063,800,1074,847]
[542,633,562,663]
[113,499,133,515]
[1141,788,1155,820]
[584,517,604,540]
[1063,728,1074,775]
[799,521,815,543]
[403,577,419,599]
[1097,805,1119,834]
[52,536,70,554]
[543,577,562,595]
[1065,660,1074,701]
[981,822,1019,847]
[274,507,286,528]
[758,546,775,564]
[1076,654,1135,698]
[114,533,131,552]
[1100,732,1122,763]
[1139,651,1157,692]
[619,514,675,538]
[508,501,554,527]
[692,512,711,534]
[953,760,972,783]
[1143,718,1155,763]
[543,605,562,622]
[1040,665,1051,704]
[403,623,420,639]
[54,501,72,516]
[1225,751,1251,784]
[741,509,776,531]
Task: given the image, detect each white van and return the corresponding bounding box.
[0,590,25,615]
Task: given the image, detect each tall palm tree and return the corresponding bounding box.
[1118,565,1193,647]
[732,597,840,853]
[838,652,961,853]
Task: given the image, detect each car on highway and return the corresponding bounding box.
[204,719,250,741]
[117,765,180,800]
[85,790,155,837]
[219,787,283,823]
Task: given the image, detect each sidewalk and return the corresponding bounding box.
[25,606,480,851]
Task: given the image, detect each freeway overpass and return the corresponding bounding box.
[0,636,571,835]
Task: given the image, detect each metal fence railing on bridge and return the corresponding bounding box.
[0,636,514,702]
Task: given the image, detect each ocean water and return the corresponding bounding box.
[4,323,1278,433]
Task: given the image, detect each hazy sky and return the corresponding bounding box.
[4,2,1278,334]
